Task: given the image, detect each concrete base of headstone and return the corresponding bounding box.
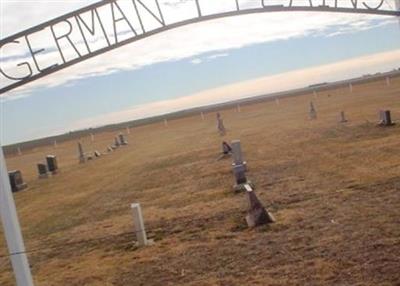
[233,180,255,193]
[245,189,275,227]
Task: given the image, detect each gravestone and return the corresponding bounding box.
[46,155,58,174]
[37,163,49,179]
[107,146,114,152]
[339,111,348,123]
[222,141,232,155]
[78,142,86,164]
[245,185,275,227]
[94,150,101,157]
[379,110,395,126]
[114,137,120,147]
[233,164,247,185]
[119,133,128,145]
[131,203,151,247]
[216,112,226,136]
[231,140,247,170]
[8,170,27,193]
[309,101,317,120]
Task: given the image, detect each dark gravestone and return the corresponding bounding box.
[233,164,247,185]
[379,110,395,126]
[46,155,58,174]
[222,141,232,155]
[37,163,48,179]
[216,112,226,136]
[309,101,317,120]
[119,133,128,145]
[114,137,120,147]
[8,170,27,192]
[245,188,275,227]
[339,111,348,123]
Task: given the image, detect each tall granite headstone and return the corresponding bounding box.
[8,170,27,192]
[46,155,58,174]
[37,163,49,179]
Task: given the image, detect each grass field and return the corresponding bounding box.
[1,76,400,285]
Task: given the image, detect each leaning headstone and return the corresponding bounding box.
[119,133,128,145]
[339,111,348,123]
[309,101,317,120]
[379,110,395,126]
[78,142,86,164]
[232,164,254,192]
[107,146,114,152]
[222,141,232,155]
[46,155,58,174]
[94,150,101,158]
[8,170,27,193]
[245,185,275,227]
[37,163,49,179]
[216,112,226,136]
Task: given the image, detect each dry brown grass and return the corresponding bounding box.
[1,77,400,285]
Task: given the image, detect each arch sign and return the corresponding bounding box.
[1,0,400,95]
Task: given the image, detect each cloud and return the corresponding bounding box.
[61,49,400,133]
[190,58,203,64]
[0,0,398,97]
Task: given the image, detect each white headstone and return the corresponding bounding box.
[386,77,391,87]
[131,203,148,247]
[78,142,85,164]
[231,140,244,166]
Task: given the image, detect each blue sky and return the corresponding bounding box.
[1,1,400,145]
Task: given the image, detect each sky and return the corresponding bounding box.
[1,0,400,145]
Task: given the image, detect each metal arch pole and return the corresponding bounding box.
[395,0,400,25]
[0,146,34,286]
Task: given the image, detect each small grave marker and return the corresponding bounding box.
[37,163,49,179]
[119,133,128,145]
[94,150,101,158]
[46,155,58,174]
[216,112,226,136]
[131,203,149,247]
[8,170,27,193]
[78,142,85,164]
[339,111,348,123]
[379,110,395,126]
[309,101,317,120]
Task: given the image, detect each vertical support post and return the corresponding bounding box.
[17,147,22,156]
[395,0,400,26]
[0,147,34,286]
[53,140,57,148]
[164,119,168,127]
[131,203,148,247]
[200,112,205,121]
[275,98,280,106]
[349,83,353,93]
[237,104,241,113]
[90,133,94,142]
[126,127,130,135]
[313,90,317,99]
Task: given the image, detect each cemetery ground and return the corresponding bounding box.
[1,77,400,285]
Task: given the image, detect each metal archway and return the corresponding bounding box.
[1,0,400,95]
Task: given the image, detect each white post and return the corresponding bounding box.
[0,147,34,286]
[237,104,241,113]
[275,98,280,106]
[386,77,391,87]
[164,119,168,127]
[313,91,317,99]
[126,127,130,135]
[349,83,353,93]
[90,133,94,142]
[131,203,148,247]
[53,140,57,148]
[200,112,205,121]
